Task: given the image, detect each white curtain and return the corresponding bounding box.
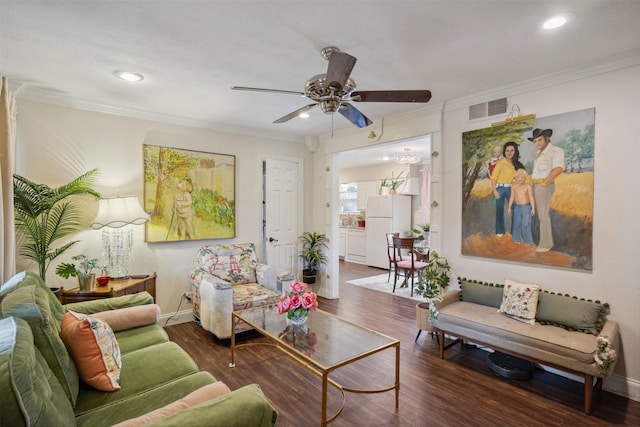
[421,166,431,223]
[0,75,17,282]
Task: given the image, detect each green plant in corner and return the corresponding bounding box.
[298,231,329,285]
[13,169,100,280]
[414,251,451,322]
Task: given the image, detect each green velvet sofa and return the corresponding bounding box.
[0,271,278,427]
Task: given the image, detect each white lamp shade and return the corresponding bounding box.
[91,196,149,229]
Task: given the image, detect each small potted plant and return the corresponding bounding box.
[55,255,100,291]
[388,171,406,195]
[298,231,329,285]
[414,251,451,335]
[379,178,391,195]
[412,223,430,242]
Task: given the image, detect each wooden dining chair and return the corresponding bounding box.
[386,232,400,282]
[392,236,428,296]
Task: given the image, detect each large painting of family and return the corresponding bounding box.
[143,144,236,242]
[461,108,594,271]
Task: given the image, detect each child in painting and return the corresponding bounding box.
[487,146,503,178]
[174,179,195,240]
[508,168,536,244]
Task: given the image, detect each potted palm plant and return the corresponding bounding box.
[13,169,100,280]
[298,231,329,285]
[414,251,451,337]
[55,255,100,291]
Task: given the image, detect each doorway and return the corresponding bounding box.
[335,135,432,284]
[262,157,304,279]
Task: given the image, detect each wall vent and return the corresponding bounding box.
[469,97,508,120]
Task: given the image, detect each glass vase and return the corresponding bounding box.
[288,311,308,326]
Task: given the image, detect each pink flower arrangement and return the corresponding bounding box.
[277,282,318,321]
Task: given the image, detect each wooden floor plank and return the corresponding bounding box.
[165,261,640,426]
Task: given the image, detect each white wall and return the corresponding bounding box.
[439,64,640,398]
[318,62,640,399]
[15,100,312,321]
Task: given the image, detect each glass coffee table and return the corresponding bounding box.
[230,305,400,426]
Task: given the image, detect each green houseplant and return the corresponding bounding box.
[388,171,406,194]
[55,255,100,291]
[298,231,329,285]
[414,251,451,334]
[13,169,100,280]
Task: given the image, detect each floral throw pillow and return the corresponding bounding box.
[499,279,540,325]
[60,311,122,391]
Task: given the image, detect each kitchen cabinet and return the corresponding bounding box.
[345,228,367,264]
[339,227,346,258]
[357,180,379,210]
[396,176,419,195]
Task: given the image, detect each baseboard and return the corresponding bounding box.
[160,309,194,326]
[604,375,640,402]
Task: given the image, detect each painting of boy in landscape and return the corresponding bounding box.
[143,144,235,242]
[461,108,594,271]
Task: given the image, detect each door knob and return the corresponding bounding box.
[268,237,278,243]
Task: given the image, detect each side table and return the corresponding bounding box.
[58,273,157,304]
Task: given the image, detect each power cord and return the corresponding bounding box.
[163,292,190,327]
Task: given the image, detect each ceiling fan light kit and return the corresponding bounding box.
[232,47,432,129]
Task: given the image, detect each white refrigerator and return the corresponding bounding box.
[365,195,412,269]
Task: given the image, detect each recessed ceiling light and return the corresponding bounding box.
[543,12,575,30]
[114,71,144,82]
[299,112,310,119]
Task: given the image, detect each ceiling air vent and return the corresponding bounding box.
[469,97,508,120]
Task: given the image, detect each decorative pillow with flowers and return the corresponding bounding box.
[498,279,540,325]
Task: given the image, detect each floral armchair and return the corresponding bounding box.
[189,243,279,339]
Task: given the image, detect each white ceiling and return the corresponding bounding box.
[2,1,640,154]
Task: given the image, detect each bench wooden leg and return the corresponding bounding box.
[439,330,445,359]
[584,375,593,415]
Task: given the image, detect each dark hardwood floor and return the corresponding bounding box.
[165,261,640,426]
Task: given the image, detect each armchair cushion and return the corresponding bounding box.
[196,243,258,284]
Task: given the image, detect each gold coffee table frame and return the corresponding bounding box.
[230,305,400,426]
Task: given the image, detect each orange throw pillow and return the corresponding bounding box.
[60,311,122,391]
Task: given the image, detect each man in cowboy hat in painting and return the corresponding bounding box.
[529,128,565,253]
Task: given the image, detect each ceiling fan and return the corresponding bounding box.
[232,47,432,128]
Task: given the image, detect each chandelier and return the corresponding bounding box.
[394,148,422,165]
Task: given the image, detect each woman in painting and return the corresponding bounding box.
[490,141,524,237]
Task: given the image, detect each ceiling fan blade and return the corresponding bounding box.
[273,103,317,124]
[326,51,357,90]
[339,103,373,128]
[352,90,432,103]
[232,86,305,96]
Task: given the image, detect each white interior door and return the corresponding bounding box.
[264,158,301,278]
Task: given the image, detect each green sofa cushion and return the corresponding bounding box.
[0,284,80,406]
[74,341,199,416]
[65,291,154,314]
[458,277,504,308]
[145,384,278,427]
[115,323,169,354]
[0,317,75,427]
[536,291,609,335]
[75,371,218,427]
[0,271,66,323]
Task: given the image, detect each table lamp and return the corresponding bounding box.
[90,195,149,278]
